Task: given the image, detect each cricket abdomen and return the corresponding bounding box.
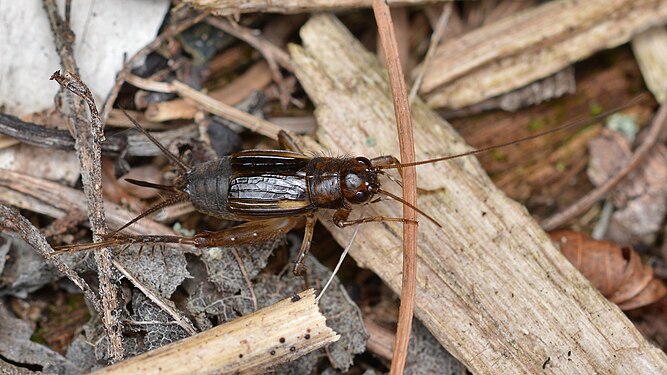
[184,158,234,219]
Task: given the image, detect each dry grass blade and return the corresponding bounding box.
[170,80,284,139]
[371,0,418,373]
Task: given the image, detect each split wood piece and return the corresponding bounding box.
[170,80,284,140]
[183,0,449,16]
[91,289,339,375]
[421,0,667,109]
[143,62,273,122]
[632,26,667,103]
[290,15,667,374]
[0,168,173,237]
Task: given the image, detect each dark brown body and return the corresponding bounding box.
[184,150,378,222]
[55,123,397,275]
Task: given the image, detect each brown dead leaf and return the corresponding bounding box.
[550,230,667,310]
[587,128,667,243]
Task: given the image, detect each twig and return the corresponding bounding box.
[541,98,667,230]
[100,9,209,124]
[0,168,174,236]
[371,1,418,374]
[0,111,201,156]
[206,16,293,108]
[43,0,123,361]
[230,248,258,311]
[206,16,293,71]
[409,2,452,102]
[170,80,284,139]
[0,204,101,313]
[111,260,197,335]
[183,0,441,16]
[91,289,339,375]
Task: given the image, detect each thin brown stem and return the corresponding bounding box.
[371,1,418,374]
[230,248,258,311]
[541,97,667,230]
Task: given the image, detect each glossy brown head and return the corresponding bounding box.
[341,157,380,205]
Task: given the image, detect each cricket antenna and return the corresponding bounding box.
[113,192,189,233]
[378,189,441,228]
[379,94,649,170]
[122,110,190,172]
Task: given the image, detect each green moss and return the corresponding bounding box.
[528,118,543,131]
[555,161,566,172]
[490,149,507,162]
[589,102,603,116]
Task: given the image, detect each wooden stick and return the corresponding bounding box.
[140,62,273,122]
[44,0,122,359]
[92,289,339,375]
[170,80,284,139]
[422,0,667,108]
[183,0,450,16]
[371,1,418,374]
[290,14,667,373]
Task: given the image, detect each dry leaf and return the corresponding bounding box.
[550,230,667,310]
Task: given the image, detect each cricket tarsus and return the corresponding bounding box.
[56,100,644,273]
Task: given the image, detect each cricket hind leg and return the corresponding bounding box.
[52,217,299,255]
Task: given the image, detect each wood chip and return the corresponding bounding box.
[422,0,667,109]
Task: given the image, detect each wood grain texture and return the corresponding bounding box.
[289,14,667,374]
[183,0,450,16]
[422,0,667,109]
[91,289,338,375]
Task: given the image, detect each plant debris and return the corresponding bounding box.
[1,1,667,373]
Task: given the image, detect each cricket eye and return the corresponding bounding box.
[343,172,373,204]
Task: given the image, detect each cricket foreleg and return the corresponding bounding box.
[292,214,316,276]
[332,209,417,228]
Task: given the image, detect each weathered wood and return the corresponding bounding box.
[422,0,667,109]
[632,26,667,103]
[290,14,667,374]
[183,0,450,16]
[91,289,339,375]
